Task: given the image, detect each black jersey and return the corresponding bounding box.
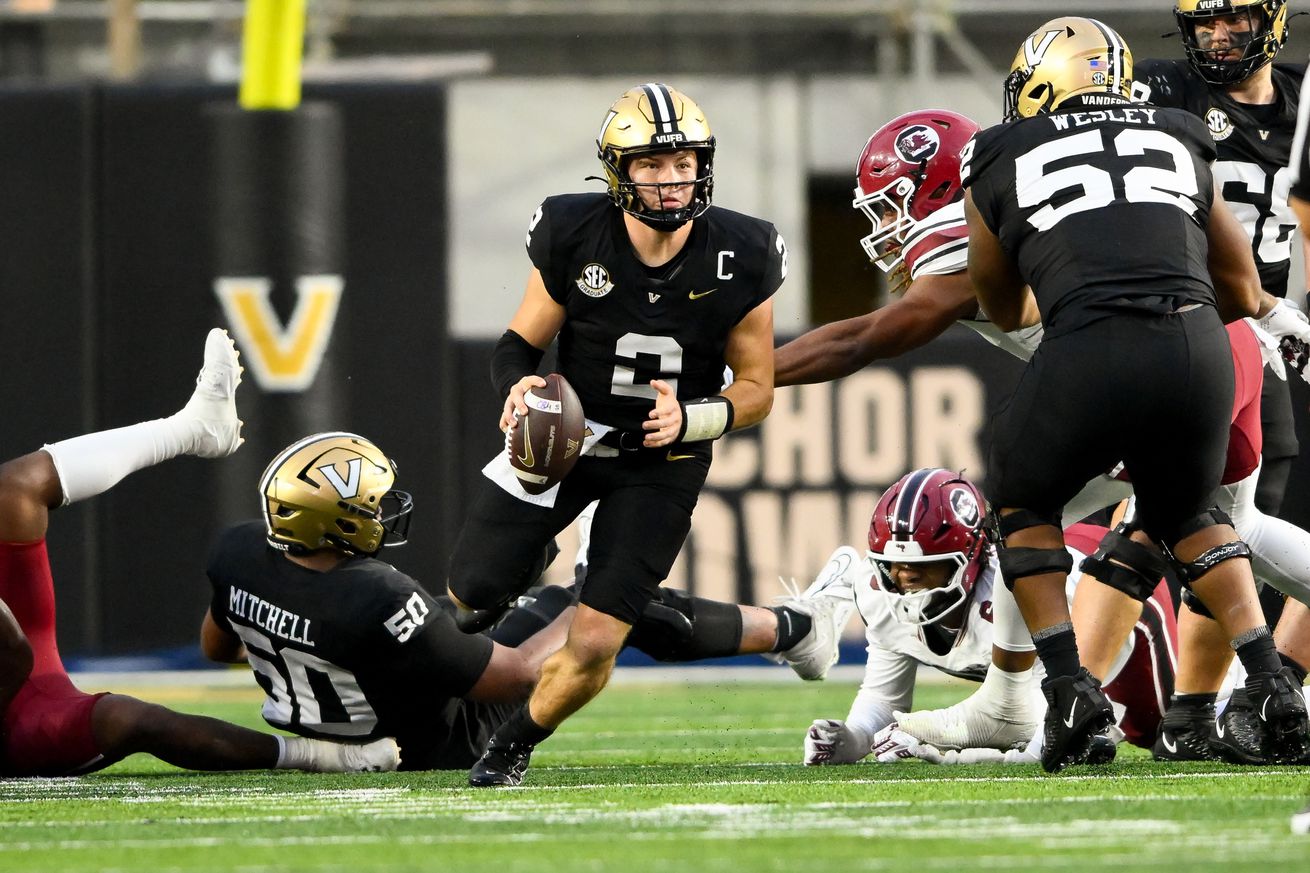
[1290,65,1310,203]
[963,102,1216,337]
[1135,59,1304,297]
[206,521,500,770]
[525,193,785,432]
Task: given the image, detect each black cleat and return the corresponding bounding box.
[1214,689,1270,765]
[469,738,535,787]
[1153,707,1221,762]
[1040,668,1116,774]
[1085,733,1118,765]
[1245,667,1310,764]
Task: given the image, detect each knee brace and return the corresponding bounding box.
[625,588,744,662]
[993,508,1072,590]
[1079,521,1169,602]
[1159,508,1251,586]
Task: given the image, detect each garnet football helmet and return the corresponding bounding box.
[852,109,980,273]
[260,432,413,557]
[596,82,715,231]
[1004,17,1133,122]
[1175,0,1289,85]
[867,468,990,626]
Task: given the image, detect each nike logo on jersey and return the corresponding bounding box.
[1162,733,1178,754]
[667,451,696,461]
[1063,700,1080,729]
[688,288,718,300]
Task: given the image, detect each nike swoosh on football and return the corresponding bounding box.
[1062,701,1080,729]
[516,418,534,467]
[688,288,718,300]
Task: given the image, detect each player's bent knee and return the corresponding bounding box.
[1079,522,1168,602]
[1159,508,1251,587]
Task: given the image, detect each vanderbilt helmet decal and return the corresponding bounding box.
[260,432,413,556]
[1004,17,1133,122]
[215,274,343,392]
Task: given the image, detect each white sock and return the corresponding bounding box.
[977,662,1036,720]
[42,414,203,506]
[276,736,319,771]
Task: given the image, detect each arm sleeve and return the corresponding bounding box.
[844,640,918,743]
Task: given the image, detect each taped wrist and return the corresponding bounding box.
[677,396,735,442]
[490,329,545,398]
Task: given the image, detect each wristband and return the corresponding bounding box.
[677,396,735,442]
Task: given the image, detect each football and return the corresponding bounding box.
[507,373,585,494]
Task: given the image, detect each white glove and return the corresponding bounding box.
[1246,319,1289,382]
[910,743,1040,765]
[1259,298,1310,344]
[803,719,873,766]
[869,724,926,763]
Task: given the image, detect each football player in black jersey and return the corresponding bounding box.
[1137,2,1304,517]
[964,17,1309,772]
[0,330,398,777]
[444,82,785,786]
[203,434,846,771]
[1129,0,1310,765]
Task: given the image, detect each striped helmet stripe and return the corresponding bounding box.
[641,82,678,136]
[1086,18,1126,95]
[890,468,937,537]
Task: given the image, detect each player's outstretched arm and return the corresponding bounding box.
[773,271,980,388]
[964,191,1027,331]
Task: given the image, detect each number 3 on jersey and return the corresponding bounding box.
[1016,128,1199,231]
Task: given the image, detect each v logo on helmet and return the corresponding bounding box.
[1023,29,1062,69]
[214,274,344,392]
[319,457,363,499]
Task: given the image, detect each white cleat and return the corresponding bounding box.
[894,700,1037,752]
[320,737,402,773]
[178,328,244,458]
[766,546,859,681]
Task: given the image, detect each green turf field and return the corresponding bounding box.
[2,676,1308,872]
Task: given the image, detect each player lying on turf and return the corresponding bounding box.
[800,468,1177,767]
[0,329,398,777]
[200,432,852,770]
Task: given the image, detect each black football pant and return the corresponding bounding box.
[989,307,1233,546]
[447,445,711,625]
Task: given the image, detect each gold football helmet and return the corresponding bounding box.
[260,432,412,557]
[596,82,715,230]
[1003,17,1133,122]
[1175,0,1289,85]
